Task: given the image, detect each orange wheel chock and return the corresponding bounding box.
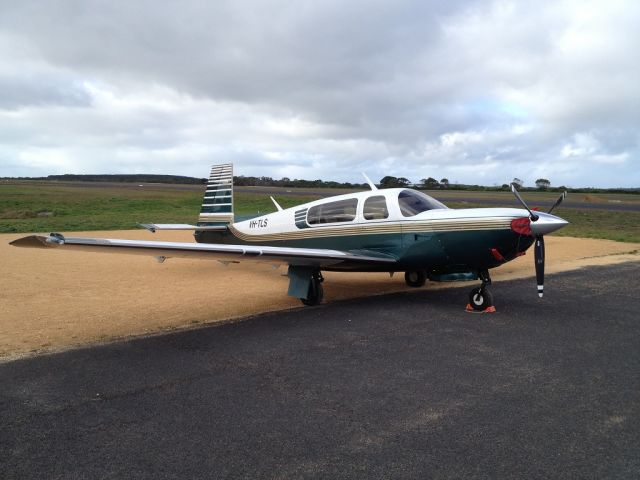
[465,304,497,313]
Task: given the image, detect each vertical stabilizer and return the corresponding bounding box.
[198,164,234,226]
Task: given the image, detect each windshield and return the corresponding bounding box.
[398,190,448,217]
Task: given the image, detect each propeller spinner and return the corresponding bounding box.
[510,184,568,297]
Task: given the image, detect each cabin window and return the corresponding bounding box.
[398,190,447,217]
[307,198,358,225]
[363,195,389,220]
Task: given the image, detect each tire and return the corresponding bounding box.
[405,270,426,288]
[301,279,324,306]
[468,287,493,311]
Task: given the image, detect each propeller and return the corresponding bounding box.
[547,191,567,214]
[510,184,567,298]
[535,236,545,297]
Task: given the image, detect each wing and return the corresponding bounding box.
[10,233,397,268]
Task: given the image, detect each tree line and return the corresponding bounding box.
[378,175,638,194]
[3,173,637,194]
[2,174,207,184]
[233,175,369,189]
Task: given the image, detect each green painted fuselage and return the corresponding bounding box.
[194,227,534,275]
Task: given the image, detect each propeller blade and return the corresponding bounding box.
[535,236,545,298]
[510,183,539,221]
[548,191,567,214]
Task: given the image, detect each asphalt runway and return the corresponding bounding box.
[2,262,639,479]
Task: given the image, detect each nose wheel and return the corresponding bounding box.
[466,270,496,313]
[468,286,494,311]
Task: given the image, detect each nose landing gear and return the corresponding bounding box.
[466,270,496,313]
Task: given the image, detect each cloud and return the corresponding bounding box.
[0,73,91,110]
[0,0,638,187]
[562,132,629,165]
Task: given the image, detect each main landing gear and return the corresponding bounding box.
[467,270,496,312]
[405,270,427,288]
[301,270,324,306]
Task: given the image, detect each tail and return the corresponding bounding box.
[197,163,234,227]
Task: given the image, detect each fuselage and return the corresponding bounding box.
[195,188,566,275]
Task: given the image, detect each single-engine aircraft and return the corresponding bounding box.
[11,164,569,311]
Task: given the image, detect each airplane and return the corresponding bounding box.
[10,163,569,311]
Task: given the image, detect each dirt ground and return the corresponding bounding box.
[1,230,638,360]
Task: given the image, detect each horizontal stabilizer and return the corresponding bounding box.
[139,223,228,233]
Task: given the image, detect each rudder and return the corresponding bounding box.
[198,163,234,227]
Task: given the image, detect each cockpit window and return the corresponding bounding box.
[307,198,358,225]
[398,190,448,217]
[363,195,389,220]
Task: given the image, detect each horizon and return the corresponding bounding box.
[2,171,638,191]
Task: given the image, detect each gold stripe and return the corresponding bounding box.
[229,219,512,242]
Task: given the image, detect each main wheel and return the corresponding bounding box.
[405,270,427,288]
[301,278,324,306]
[468,287,493,311]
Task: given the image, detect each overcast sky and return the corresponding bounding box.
[0,0,638,187]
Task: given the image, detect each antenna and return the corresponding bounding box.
[362,172,378,191]
[270,196,283,211]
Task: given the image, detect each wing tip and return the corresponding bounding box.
[10,234,64,248]
[10,235,47,248]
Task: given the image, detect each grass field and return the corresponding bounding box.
[443,202,640,244]
[1,180,639,243]
[0,181,316,233]
[433,189,640,205]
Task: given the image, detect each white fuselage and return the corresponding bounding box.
[230,188,533,241]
